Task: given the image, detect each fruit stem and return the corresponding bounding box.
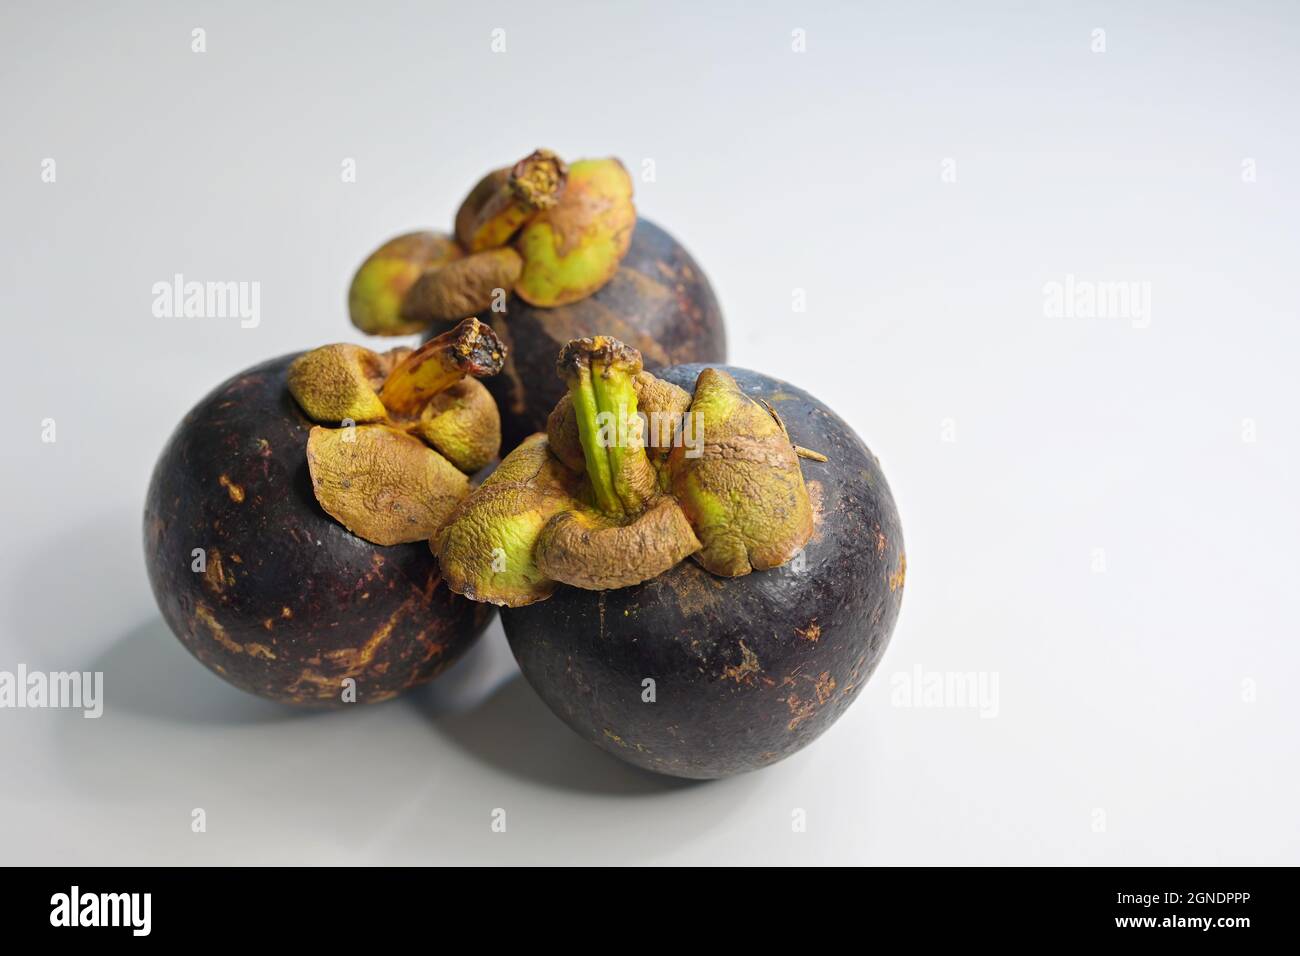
[466,149,568,252]
[557,337,653,519]
[509,149,567,210]
[379,317,504,417]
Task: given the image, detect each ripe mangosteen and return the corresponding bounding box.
[432,337,905,778]
[347,148,725,449]
[143,319,503,706]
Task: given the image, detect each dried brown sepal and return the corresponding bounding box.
[634,371,693,448]
[286,344,389,424]
[534,496,700,591]
[348,231,463,336]
[306,424,469,546]
[410,377,501,475]
[544,394,586,473]
[454,168,510,250]
[401,247,523,325]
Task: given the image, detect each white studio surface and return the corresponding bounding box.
[1,1,1297,865]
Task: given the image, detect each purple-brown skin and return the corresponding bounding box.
[427,218,726,450]
[501,366,905,779]
[143,354,494,706]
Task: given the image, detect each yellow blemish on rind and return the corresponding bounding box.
[218,474,245,503]
[814,671,836,704]
[194,604,277,660]
[286,583,429,700]
[202,549,233,595]
[195,604,241,655]
[721,640,761,684]
[786,693,816,731]
[889,553,907,591]
[806,480,826,541]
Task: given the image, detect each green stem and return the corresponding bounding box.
[570,363,622,515]
[560,338,654,518]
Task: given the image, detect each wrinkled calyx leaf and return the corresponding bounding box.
[433,336,819,607]
[287,317,504,546]
[348,232,463,337]
[348,149,636,334]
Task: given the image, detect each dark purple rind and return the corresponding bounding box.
[427,217,726,450]
[501,366,905,779]
[143,354,494,706]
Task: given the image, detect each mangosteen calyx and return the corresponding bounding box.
[348,148,637,335]
[287,316,505,547]
[433,336,820,607]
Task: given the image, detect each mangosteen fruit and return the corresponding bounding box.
[347,148,725,449]
[143,318,503,706]
[431,337,905,778]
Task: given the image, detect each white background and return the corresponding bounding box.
[2,1,1297,865]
